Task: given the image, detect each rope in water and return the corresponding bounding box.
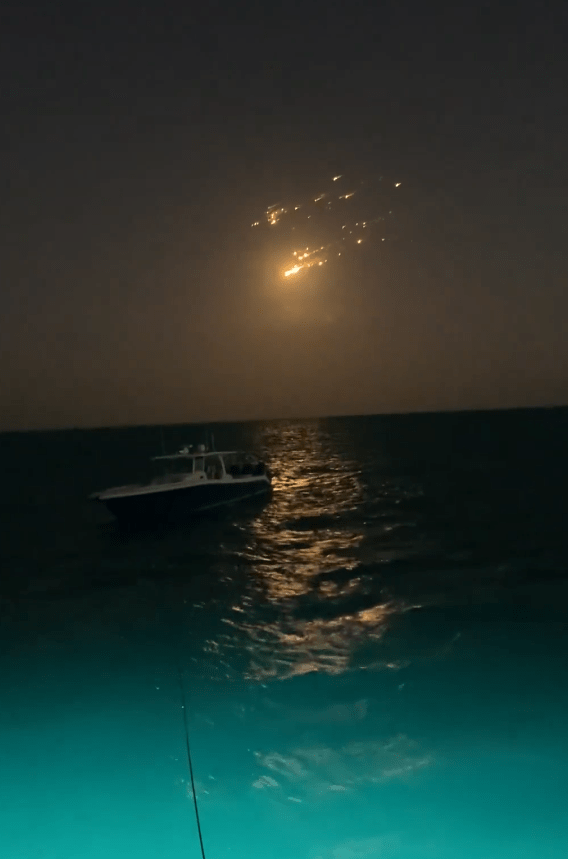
[176,660,207,859]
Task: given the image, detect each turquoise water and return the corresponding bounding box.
[1,411,568,857]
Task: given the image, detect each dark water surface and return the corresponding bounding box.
[1,409,568,858]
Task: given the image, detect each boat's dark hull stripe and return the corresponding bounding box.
[98,478,270,522]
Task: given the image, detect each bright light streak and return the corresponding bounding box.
[395,182,401,187]
[285,264,302,277]
[332,175,342,181]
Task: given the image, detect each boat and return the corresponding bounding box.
[90,444,272,524]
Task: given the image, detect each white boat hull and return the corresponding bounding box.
[93,474,271,524]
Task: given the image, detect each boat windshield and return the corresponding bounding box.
[224,451,262,477]
[149,457,194,484]
[201,454,224,479]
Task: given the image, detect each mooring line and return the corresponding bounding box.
[176,658,207,859]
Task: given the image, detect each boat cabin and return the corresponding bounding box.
[149,446,266,483]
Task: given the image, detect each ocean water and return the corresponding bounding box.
[1,409,568,858]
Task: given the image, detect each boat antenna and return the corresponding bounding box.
[176,658,207,859]
[159,425,166,457]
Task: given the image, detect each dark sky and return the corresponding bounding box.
[2,0,568,430]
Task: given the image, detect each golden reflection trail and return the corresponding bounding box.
[239,603,396,682]
[215,422,409,681]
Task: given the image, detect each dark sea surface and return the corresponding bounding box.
[1,409,568,858]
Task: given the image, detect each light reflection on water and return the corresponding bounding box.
[189,417,542,856]
[183,419,439,836]
[224,602,395,682]
[3,414,568,858]
[215,420,409,683]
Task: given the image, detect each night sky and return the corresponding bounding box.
[2,0,568,430]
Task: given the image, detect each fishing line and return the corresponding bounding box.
[176,657,207,859]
